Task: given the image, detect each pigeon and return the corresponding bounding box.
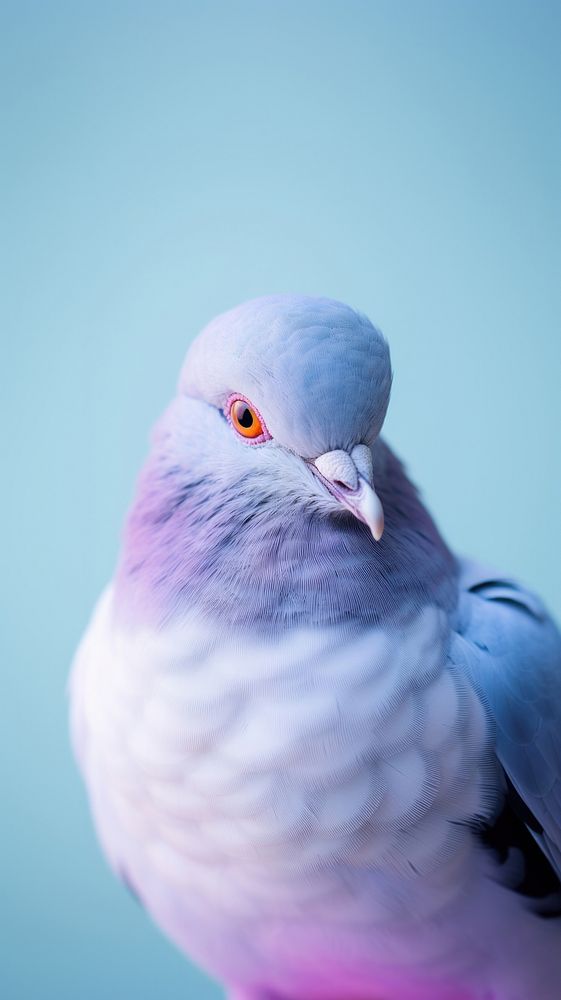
[70,294,561,1000]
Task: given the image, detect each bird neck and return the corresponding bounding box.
[113,441,457,634]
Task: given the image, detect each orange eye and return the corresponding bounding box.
[228,396,269,441]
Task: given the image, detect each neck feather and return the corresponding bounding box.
[114,439,456,632]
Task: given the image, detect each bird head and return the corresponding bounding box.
[179,294,392,541]
[116,294,451,628]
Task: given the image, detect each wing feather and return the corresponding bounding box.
[452,559,561,876]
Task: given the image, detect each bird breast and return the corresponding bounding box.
[71,587,491,926]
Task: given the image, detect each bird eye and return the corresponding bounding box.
[227,395,270,442]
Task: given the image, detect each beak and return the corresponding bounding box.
[310,445,385,542]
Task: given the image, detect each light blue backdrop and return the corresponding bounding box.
[2,2,560,998]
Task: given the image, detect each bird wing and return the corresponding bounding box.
[452,558,561,878]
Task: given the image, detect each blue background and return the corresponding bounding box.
[3,2,560,997]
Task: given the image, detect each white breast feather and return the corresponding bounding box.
[70,587,505,995]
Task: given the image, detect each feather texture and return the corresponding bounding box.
[454,560,561,877]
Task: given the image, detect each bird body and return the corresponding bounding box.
[71,296,561,999]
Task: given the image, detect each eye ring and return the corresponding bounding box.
[226,393,271,443]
